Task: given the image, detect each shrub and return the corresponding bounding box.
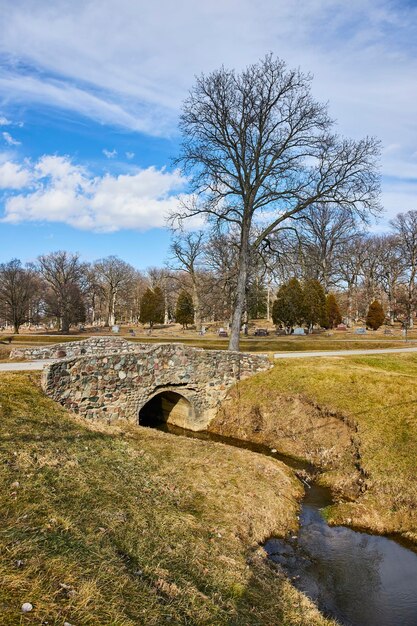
[176,290,194,328]
[326,293,342,329]
[366,300,385,330]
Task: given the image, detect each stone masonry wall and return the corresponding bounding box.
[10,336,150,361]
[42,343,272,430]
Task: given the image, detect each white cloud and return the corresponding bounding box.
[102,148,117,159]
[0,155,187,232]
[2,131,21,146]
[0,1,416,142]
[125,151,135,159]
[0,71,175,136]
[0,116,11,126]
[0,161,31,188]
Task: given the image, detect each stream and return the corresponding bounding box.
[153,423,417,626]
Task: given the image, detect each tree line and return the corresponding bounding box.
[272,277,385,333]
[0,206,415,334]
[0,252,194,334]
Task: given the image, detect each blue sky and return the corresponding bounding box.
[0,0,416,269]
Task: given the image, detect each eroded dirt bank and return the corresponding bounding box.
[209,355,417,545]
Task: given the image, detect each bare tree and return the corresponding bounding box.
[298,204,361,292]
[390,210,417,327]
[360,236,386,306]
[173,54,380,350]
[169,231,206,330]
[124,270,148,324]
[0,259,38,333]
[44,282,86,329]
[84,265,105,325]
[146,267,177,324]
[370,235,403,324]
[335,237,369,325]
[94,256,136,327]
[204,232,240,323]
[38,251,84,333]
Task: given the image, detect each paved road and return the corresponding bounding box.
[0,360,51,371]
[273,346,417,359]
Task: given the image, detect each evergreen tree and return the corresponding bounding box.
[326,293,342,328]
[366,300,385,330]
[303,279,326,332]
[248,280,268,319]
[176,290,194,329]
[139,287,164,328]
[272,278,304,332]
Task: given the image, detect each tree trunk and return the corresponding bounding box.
[13,321,19,334]
[61,315,70,334]
[228,221,250,351]
[408,281,414,328]
[108,291,117,327]
[192,279,201,332]
[164,299,169,325]
[266,280,271,321]
[389,302,395,325]
[387,287,395,325]
[91,295,96,324]
[345,283,353,327]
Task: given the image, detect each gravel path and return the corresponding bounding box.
[0,360,51,371]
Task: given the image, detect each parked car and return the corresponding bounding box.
[218,328,228,337]
[254,328,269,336]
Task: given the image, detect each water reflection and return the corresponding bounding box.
[266,484,417,626]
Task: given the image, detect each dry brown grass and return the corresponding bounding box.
[0,344,11,360]
[210,354,417,545]
[0,373,335,626]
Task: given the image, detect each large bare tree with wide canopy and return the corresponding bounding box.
[174,55,381,350]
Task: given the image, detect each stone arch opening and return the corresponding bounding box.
[138,390,194,428]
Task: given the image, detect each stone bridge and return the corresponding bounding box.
[41,340,272,430]
[10,336,150,360]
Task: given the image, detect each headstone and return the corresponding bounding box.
[293,327,305,335]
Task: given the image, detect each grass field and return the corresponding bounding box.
[210,353,417,545]
[0,373,335,626]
